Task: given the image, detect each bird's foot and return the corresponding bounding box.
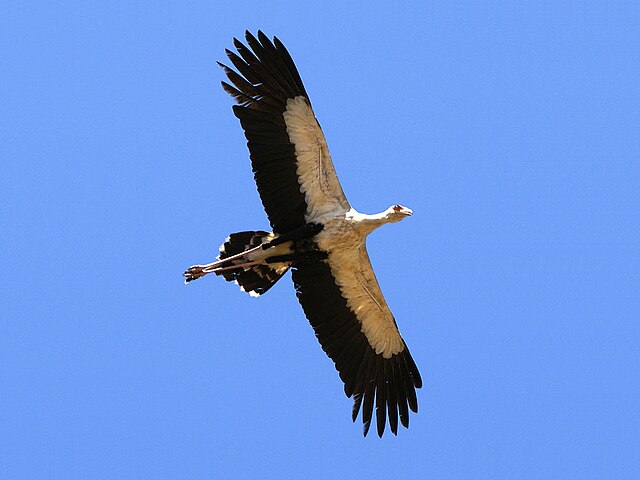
[183,265,207,283]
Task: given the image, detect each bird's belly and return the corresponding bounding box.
[314,219,362,254]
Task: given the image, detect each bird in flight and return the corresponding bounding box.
[184,31,422,437]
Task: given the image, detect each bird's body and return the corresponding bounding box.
[184,31,422,437]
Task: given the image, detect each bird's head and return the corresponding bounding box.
[385,204,413,223]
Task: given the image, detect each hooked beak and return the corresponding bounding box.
[392,204,413,218]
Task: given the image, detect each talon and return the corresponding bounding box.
[183,265,207,283]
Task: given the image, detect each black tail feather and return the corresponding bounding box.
[217,231,289,296]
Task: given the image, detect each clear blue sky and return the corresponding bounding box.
[1,1,639,478]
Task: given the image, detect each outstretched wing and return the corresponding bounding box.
[292,242,422,437]
[220,31,350,233]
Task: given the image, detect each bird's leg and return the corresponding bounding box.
[203,250,328,275]
[211,249,329,273]
[184,225,324,283]
[213,243,264,267]
[207,259,265,273]
[184,257,262,282]
[183,243,265,282]
[184,249,329,283]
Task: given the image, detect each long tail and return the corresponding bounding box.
[184,231,290,297]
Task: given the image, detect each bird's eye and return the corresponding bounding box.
[393,204,402,211]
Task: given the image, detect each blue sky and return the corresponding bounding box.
[2,1,639,478]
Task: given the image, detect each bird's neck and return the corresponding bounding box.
[349,209,390,236]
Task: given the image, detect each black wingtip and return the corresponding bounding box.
[244,30,257,43]
[363,418,372,437]
[351,392,363,422]
[273,36,284,51]
[257,30,270,46]
[375,411,386,436]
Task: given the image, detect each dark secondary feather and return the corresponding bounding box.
[219,31,310,234]
[291,260,422,437]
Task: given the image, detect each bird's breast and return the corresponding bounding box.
[314,218,363,254]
